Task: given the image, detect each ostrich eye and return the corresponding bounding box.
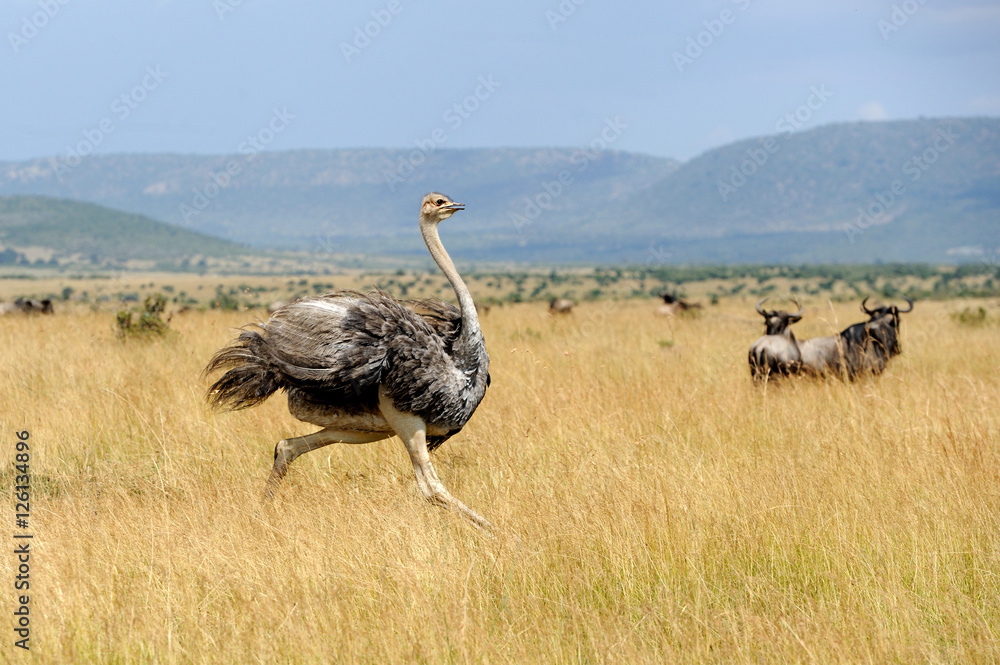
[436,199,445,205]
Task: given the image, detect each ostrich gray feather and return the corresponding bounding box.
[205,289,490,440]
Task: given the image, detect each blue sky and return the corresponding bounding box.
[2,0,998,163]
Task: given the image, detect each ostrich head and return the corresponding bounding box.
[420,192,465,223]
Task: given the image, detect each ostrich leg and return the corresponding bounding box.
[378,390,491,530]
[264,428,388,499]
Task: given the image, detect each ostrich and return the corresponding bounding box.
[204,193,492,529]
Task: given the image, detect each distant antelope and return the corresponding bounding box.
[0,298,54,315]
[549,298,574,314]
[656,292,701,317]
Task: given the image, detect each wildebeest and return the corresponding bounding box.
[549,297,574,314]
[748,298,804,380]
[0,298,54,315]
[797,298,914,378]
[749,297,914,381]
[656,292,702,317]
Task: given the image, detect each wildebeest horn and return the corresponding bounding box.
[898,297,914,313]
[756,298,769,316]
[791,298,803,317]
[861,297,875,315]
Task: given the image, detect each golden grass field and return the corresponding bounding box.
[1,290,998,663]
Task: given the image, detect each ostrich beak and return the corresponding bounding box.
[443,202,465,211]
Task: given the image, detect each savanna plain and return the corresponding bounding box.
[1,284,998,664]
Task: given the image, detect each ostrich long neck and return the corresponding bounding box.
[420,219,481,342]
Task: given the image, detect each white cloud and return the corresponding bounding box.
[858,102,888,121]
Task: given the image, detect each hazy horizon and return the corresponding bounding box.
[5,114,998,167]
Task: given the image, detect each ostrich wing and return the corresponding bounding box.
[403,298,461,348]
[259,292,395,396]
[251,290,489,428]
[403,298,490,390]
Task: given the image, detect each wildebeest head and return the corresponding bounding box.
[756,298,803,336]
[859,297,913,355]
[861,297,913,320]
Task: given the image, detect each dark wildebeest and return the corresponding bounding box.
[0,298,54,315]
[797,298,913,378]
[549,298,574,314]
[748,298,804,381]
[656,292,702,317]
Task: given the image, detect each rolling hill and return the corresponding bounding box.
[0,196,249,266]
[0,117,997,264]
[597,117,1000,263]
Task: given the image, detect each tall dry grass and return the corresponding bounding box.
[0,296,997,663]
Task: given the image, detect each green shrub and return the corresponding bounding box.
[951,306,990,326]
[116,293,170,337]
[211,288,241,311]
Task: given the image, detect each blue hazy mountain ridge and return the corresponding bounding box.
[0,148,679,257]
[0,118,996,264]
[582,117,999,263]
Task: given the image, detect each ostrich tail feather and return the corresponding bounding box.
[204,328,282,410]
